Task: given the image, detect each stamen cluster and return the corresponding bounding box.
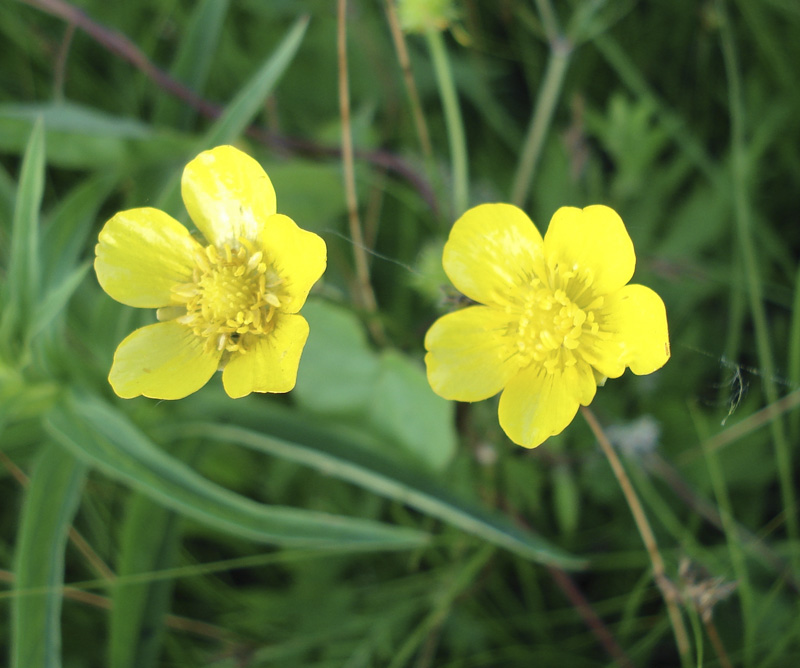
[172,240,283,353]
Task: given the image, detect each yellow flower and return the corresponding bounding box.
[94,145,326,400]
[424,203,670,448]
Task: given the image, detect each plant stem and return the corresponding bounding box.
[425,27,468,217]
[581,406,692,667]
[337,0,384,341]
[510,36,571,208]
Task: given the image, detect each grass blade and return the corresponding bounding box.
[0,117,45,351]
[11,443,87,668]
[44,392,427,550]
[171,420,585,569]
[155,15,309,211]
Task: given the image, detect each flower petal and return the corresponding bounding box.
[443,203,544,307]
[109,321,221,399]
[257,214,327,314]
[181,145,277,247]
[498,362,596,448]
[544,205,635,296]
[424,305,520,402]
[95,208,201,308]
[587,284,670,377]
[222,313,309,398]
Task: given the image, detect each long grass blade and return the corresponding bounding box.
[44,392,428,550]
[11,443,87,668]
[171,421,585,569]
[0,117,45,351]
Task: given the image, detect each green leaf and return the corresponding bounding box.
[295,300,380,415]
[0,103,193,170]
[44,392,427,551]
[201,12,308,144]
[0,102,151,138]
[168,417,585,569]
[0,117,45,351]
[110,492,184,668]
[155,15,309,212]
[368,350,456,471]
[12,443,87,668]
[296,301,456,470]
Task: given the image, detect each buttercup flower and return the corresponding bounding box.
[424,203,669,448]
[94,145,326,400]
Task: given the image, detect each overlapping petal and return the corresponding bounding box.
[424,306,521,402]
[182,145,277,247]
[498,362,596,448]
[443,203,544,308]
[109,321,222,399]
[595,284,670,376]
[257,214,327,314]
[95,208,201,308]
[544,206,635,296]
[222,314,309,398]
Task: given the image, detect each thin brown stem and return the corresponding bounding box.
[703,615,733,668]
[502,497,634,667]
[547,565,636,668]
[581,406,692,666]
[383,0,433,160]
[337,0,384,341]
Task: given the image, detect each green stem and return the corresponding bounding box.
[425,28,468,217]
[510,38,571,208]
[718,0,798,569]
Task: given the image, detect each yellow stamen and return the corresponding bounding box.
[171,239,284,353]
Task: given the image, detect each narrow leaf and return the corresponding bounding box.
[12,443,87,668]
[171,420,585,569]
[44,393,427,550]
[1,117,45,347]
[155,15,309,211]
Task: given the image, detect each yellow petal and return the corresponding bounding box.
[498,362,596,448]
[443,203,544,307]
[94,208,201,308]
[222,313,309,398]
[544,205,635,296]
[181,145,277,247]
[588,284,670,377]
[257,214,327,314]
[424,306,520,402]
[109,321,221,399]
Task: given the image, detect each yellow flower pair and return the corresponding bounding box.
[95,146,669,448]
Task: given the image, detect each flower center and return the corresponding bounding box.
[513,268,602,373]
[170,240,283,353]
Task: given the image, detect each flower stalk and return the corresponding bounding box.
[581,406,692,667]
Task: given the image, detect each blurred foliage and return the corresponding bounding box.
[2,0,800,666]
